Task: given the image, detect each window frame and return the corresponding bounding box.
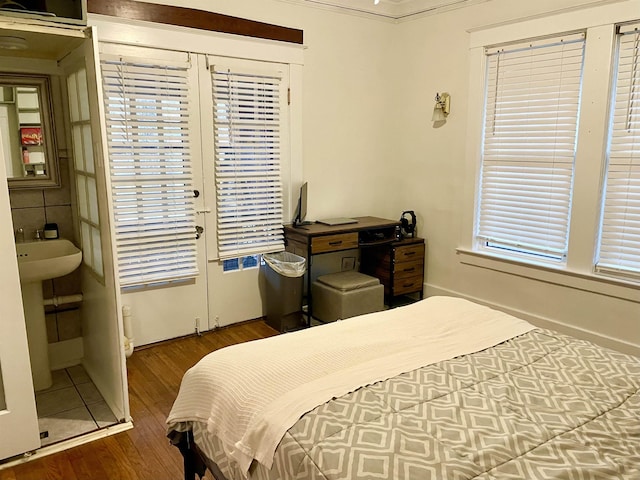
[67,66,105,282]
[595,23,640,282]
[475,33,586,266]
[460,4,640,299]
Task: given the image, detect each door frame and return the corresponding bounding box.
[0,144,40,460]
[89,15,304,341]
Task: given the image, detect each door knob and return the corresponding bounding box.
[196,225,204,239]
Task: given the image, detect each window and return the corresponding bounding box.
[211,62,286,260]
[465,9,640,294]
[67,67,104,279]
[596,24,640,281]
[222,255,260,273]
[476,33,586,263]
[100,51,198,287]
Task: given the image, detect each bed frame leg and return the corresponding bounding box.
[184,430,203,480]
[183,443,197,480]
[169,430,206,480]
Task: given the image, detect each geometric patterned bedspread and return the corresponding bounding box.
[192,329,640,480]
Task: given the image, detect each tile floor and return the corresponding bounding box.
[35,365,118,446]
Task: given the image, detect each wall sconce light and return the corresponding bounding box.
[432,92,450,122]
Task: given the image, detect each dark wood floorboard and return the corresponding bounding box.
[1,320,279,479]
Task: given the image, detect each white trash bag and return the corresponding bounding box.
[263,252,306,278]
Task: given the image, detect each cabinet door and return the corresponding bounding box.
[0,148,40,459]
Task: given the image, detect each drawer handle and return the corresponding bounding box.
[403,251,416,256]
[402,267,415,273]
[329,241,343,246]
[403,282,415,287]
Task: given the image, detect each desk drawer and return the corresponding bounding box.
[393,259,423,279]
[393,275,423,295]
[394,243,425,262]
[311,232,359,254]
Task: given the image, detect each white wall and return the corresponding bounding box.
[105,0,639,354]
[144,0,398,221]
[392,0,640,355]
[297,10,397,220]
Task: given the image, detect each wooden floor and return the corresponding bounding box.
[0,320,279,480]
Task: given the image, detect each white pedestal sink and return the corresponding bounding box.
[16,239,82,391]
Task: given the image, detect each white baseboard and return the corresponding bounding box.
[48,337,84,370]
[425,283,640,357]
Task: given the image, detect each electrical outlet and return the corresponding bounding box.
[341,256,356,271]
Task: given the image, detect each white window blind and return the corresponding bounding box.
[476,33,585,262]
[101,54,197,287]
[211,64,285,260]
[596,24,640,279]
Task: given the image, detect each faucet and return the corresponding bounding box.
[34,229,43,241]
[15,227,24,243]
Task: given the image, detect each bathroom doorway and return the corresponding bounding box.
[1,24,130,463]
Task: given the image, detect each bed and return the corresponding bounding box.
[166,296,640,480]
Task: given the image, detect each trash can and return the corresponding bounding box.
[262,252,306,332]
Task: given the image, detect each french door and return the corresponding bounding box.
[98,43,209,344]
[96,46,293,341]
[200,56,291,328]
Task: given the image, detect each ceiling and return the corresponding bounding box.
[293,0,490,20]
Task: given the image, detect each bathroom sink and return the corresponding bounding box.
[16,238,82,283]
[16,238,83,391]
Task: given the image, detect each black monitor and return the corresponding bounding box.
[293,182,311,227]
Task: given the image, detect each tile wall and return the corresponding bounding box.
[9,156,83,344]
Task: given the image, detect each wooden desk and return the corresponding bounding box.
[284,216,400,321]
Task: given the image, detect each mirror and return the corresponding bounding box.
[0,74,59,189]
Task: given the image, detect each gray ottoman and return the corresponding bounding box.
[311,271,384,322]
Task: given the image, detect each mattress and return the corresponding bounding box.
[167,297,640,479]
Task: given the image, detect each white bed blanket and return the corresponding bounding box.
[166,296,534,478]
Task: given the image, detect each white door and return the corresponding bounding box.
[97,43,209,345]
[201,56,291,328]
[59,31,130,422]
[0,146,40,459]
